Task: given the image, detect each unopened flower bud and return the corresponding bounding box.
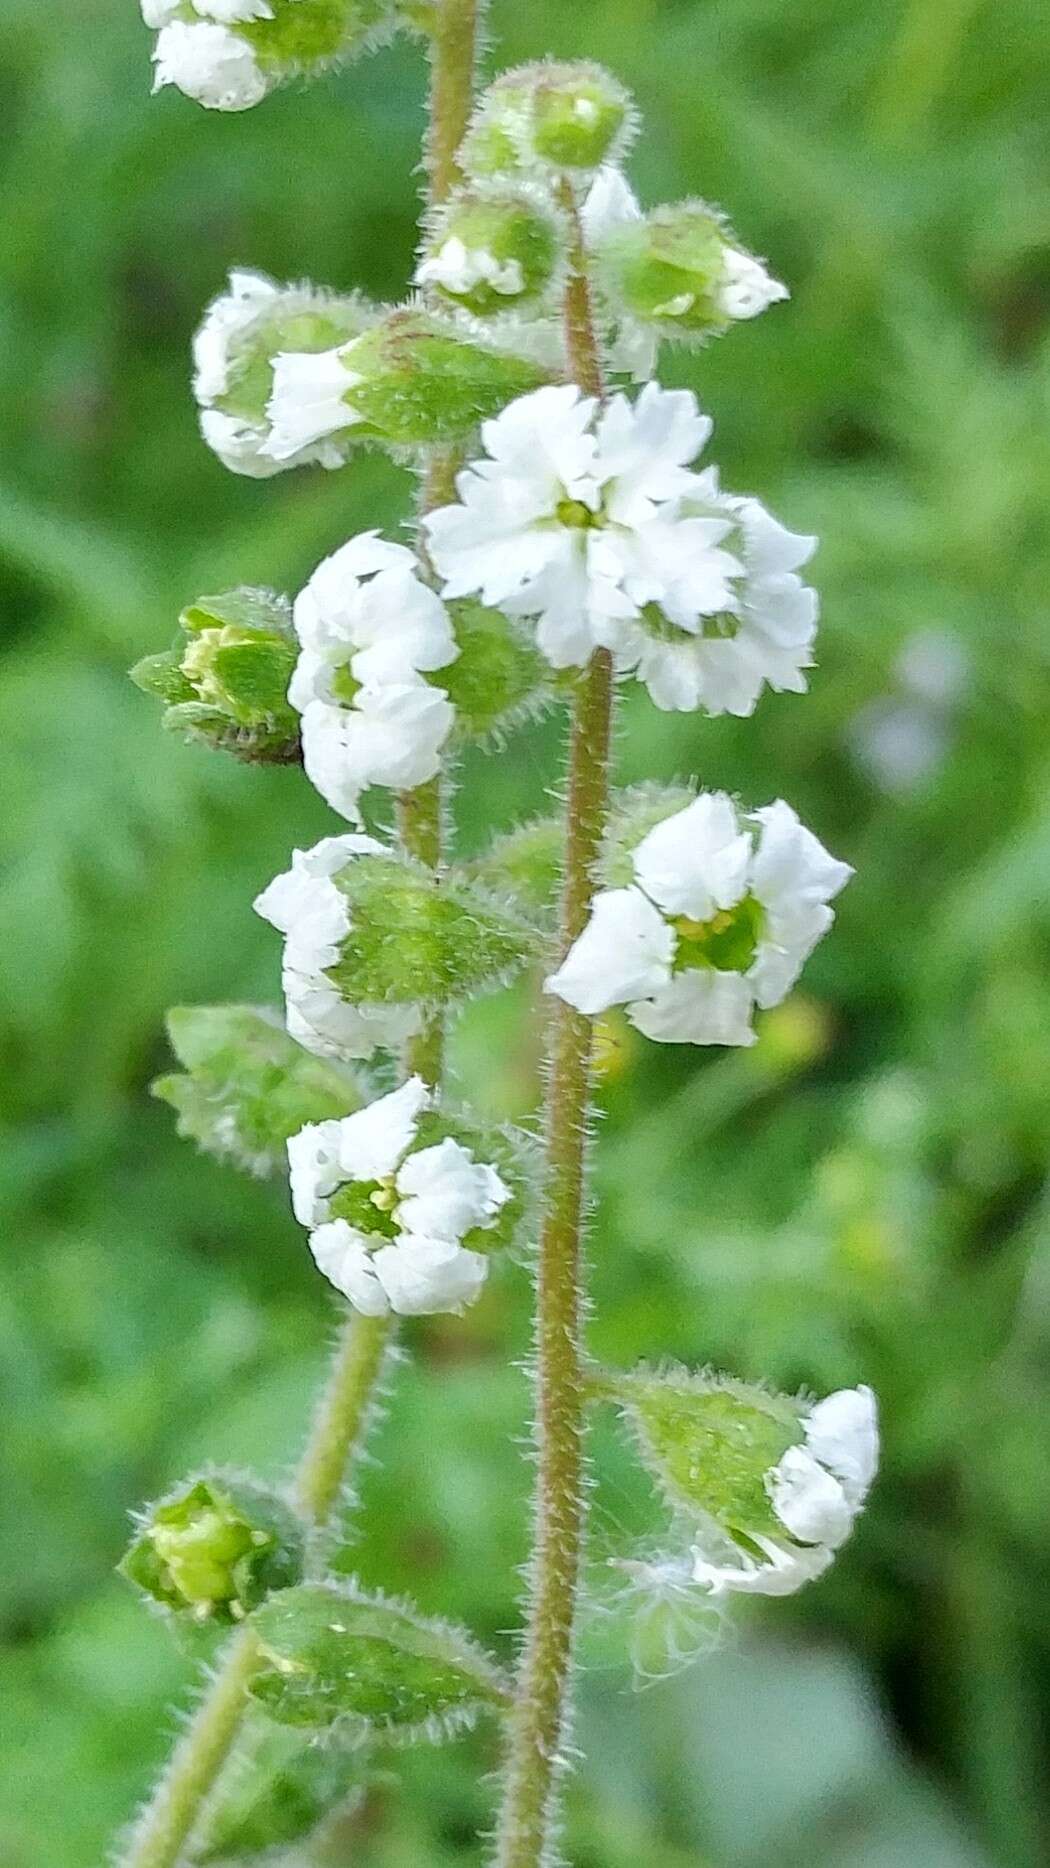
[193,270,374,477]
[461,62,634,179]
[144,0,397,113]
[597,200,788,340]
[416,187,562,317]
[264,310,548,464]
[130,587,301,763]
[121,1471,304,1622]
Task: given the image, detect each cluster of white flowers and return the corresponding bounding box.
[254,835,422,1060]
[691,1387,879,1596]
[288,532,458,821]
[289,1076,510,1315]
[421,382,817,715]
[546,792,852,1045]
[145,1,272,111]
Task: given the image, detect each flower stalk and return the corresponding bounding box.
[494,190,614,1868]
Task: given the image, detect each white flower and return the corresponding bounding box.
[546,792,852,1046]
[288,1077,511,1316]
[193,269,278,405]
[195,0,273,20]
[151,20,267,111]
[263,347,363,463]
[717,247,789,321]
[690,1385,879,1597]
[610,479,818,715]
[141,0,182,25]
[198,408,287,479]
[423,384,741,670]
[416,238,525,299]
[254,835,422,1061]
[287,531,458,820]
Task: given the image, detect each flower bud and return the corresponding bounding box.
[612,1367,879,1597]
[596,200,788,340]
[462,62,635,178]
[130,587,301,763]
[145,0,398,113]
[121,1471,304,1622]
[193,270,374,477]
[152,1004,361,1176]
[263,310,548,464]
[416,187,563,317]
[442,601,555,744]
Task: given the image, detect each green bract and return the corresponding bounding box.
[339,311,548,446]
[597,201,737,338]
[153,1004,361,1177]
[442,601,554,743]
[130,588,300,764]
[613,1368,805,1545]
[326,854,540,1009]
[121,1473,304,1624]
[247,1582,509,1739]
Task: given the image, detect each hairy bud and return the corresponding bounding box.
[121,1471,304,1623]
[416,186,563,317]
[462,62,635,178]
[595,200,788,341]
[145,0,399,113]
[130,587,301,763]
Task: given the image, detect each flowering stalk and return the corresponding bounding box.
[494,191,613,1868]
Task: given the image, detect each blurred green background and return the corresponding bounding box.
[3,0,1050,1863]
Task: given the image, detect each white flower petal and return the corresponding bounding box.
[749,800,852,913]
[717,247,789,321]
[194,0,273,20]
[308,1221,389,1315]
[334,1076,430,1184]
[804,1386,879,1507]
[545,887,674,1016]
[768,1445,854,1550]
[151,20,267,110]
[372,1236,489,1316]
[628,970,756,1047]
[287,1119,346,1227]
[264,347,361,462]
[395,1137,509,1242]
[690,1534,832,1597]
[633,793,752,919]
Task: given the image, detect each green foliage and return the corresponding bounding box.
[247,1583,508,1737]
[153,1004,362,1175]
[120,1473,304,1623]
[190,1715,365,1862]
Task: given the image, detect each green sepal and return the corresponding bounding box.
[247,1581,509,1740]
[153,1004,362,1178]
[131,587,301,765]
[120,1471,305,1625]
[190,1715,364,1864]
[597,200,735,340]
[236,0,396,79]
[465,815,565,917]
[441,601,555,744]
[610,1366,804,1545]
[341,311,548,447]
[326,855,540,1009]
[598,783,698,888]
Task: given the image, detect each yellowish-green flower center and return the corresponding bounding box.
[555,497,602,529]
[672,895,764,974]
[150,1506,257,1608]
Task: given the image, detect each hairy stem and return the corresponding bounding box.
[495,190,612,1868]
[295,1310,395,1525]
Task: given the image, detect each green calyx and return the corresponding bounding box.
[672,894,765,975]
[466,815,565,917]
[235,0,394,76]
[130,588,300,764]
[213,290,373,428]
[441,601,554,743]
[121,1473,304,1623]
[190,1716,365,1864]
[246,1582,509,1738]
[153,1004,361,1177]
[422,188,561,316]
[461,63,634,179]
[600,202,733,336]
[340,312,548,447]
[612,1368,804,1546]
[325,854,539,1009]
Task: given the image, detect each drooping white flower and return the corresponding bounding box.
[717,246,789,321]
[609,477,819,715]
[416,238,526,300]
[288,1077,511,1316]
[546,792,852,1046]
[263,348,365,464]
[287,531,458,820]
[423,383,742,670]
[254,835,422,1061]
[690,1386,878,1597]
[151,19,267,111]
